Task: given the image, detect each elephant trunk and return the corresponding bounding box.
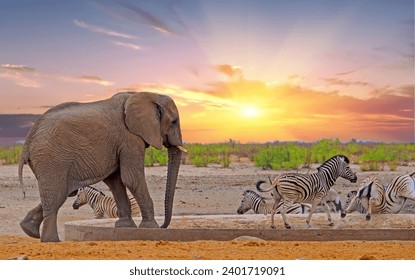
[160,146,182,228]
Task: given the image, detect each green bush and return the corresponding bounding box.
[0,145,23,165]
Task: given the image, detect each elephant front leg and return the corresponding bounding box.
[119,152,159,229]
[130,177,158,229]
[20,203,43,239]
[104,170,137,228]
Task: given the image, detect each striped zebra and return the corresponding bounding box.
[256,155,357,229]
[72,186,140,218]
[343,190,367,214]
[341,176,385,220]
[237,190,309,215]
[342,171,415,220]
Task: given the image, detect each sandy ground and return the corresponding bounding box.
[1,160,415,260]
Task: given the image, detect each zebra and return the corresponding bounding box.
[341,176,385,220]
[322,188,342,213]
[343,190,367,214]
[72,186,140,218]
[383,171,415,214]
[341,171,415,220]
[237,190,310,215]
[256,155,357,229]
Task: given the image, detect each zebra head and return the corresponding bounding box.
[72,187,88,210]
[237,190,266,214]
[72,186,105,210]
[333,155,357,183]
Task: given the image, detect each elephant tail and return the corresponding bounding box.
[19,148,29,199]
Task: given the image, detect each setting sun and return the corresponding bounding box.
[241,105,260,118]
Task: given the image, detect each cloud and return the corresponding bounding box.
[113,0,180,36]
[322,77,370,87]
[215,64,242,78]
[0,63,41,88]
[73,19,136,39]
[334,70,357,76]
[111,41,140,50]
[0,64,36,72]
[58,75,114,86]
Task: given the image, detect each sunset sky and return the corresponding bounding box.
[0,0,414,143]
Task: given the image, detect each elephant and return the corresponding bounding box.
[18,91,186,242]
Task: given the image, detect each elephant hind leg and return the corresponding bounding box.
[39,182,68,242]
[20,203,43,239]
[104,169,136,228]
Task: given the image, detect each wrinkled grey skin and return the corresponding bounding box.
[19,92,184,242]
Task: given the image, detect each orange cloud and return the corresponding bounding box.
[121,67,414,143]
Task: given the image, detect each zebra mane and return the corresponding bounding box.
[317,154,350,172]
[84,186,106,196]
[243,190,266,201]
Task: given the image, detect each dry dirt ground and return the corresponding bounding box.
[0,160,415,260]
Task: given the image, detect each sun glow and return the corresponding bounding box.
[241,105,260,118]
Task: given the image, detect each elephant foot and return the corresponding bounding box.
[20,219,41,239]
[41,235,61,243]
[139,219,159,229]
[115,218,137,228]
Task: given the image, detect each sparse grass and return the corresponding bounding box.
[1,140,414,171]
[0,145,22,165]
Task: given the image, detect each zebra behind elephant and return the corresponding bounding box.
[72,186,140,218]
[257,155,357,229]
[237,190,310,215]
[342,171,415,220]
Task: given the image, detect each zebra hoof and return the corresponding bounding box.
[285,224,291,229]
[329,222,334,226]
[366,215,371,221]
[271,225,276,229]
[340,213,346,218]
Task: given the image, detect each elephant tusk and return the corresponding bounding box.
[176,146,187,153]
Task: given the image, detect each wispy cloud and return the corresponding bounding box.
[111,41,140,50]
[1,64,36,72]
[323,77,370,87]
[58,75,114,86]
[0,63,41,88]
[73,19,136,39]
[113,0,180,36]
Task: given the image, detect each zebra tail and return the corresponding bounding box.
[256,180,275,192]
[408,170,415,178]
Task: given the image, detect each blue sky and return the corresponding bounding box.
[0,0,413,143]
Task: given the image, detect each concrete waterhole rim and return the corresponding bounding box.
[64,214,415,242]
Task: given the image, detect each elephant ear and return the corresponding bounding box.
[124,92,163,150]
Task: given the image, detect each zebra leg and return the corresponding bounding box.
[270,194,282,229]
[278,201,292,229]
[94,210,104,219]
[270,205,277,229]
[321,200,334,226]
[366,197,374,221]
[341,196,359,218]
[305,200,320,228]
